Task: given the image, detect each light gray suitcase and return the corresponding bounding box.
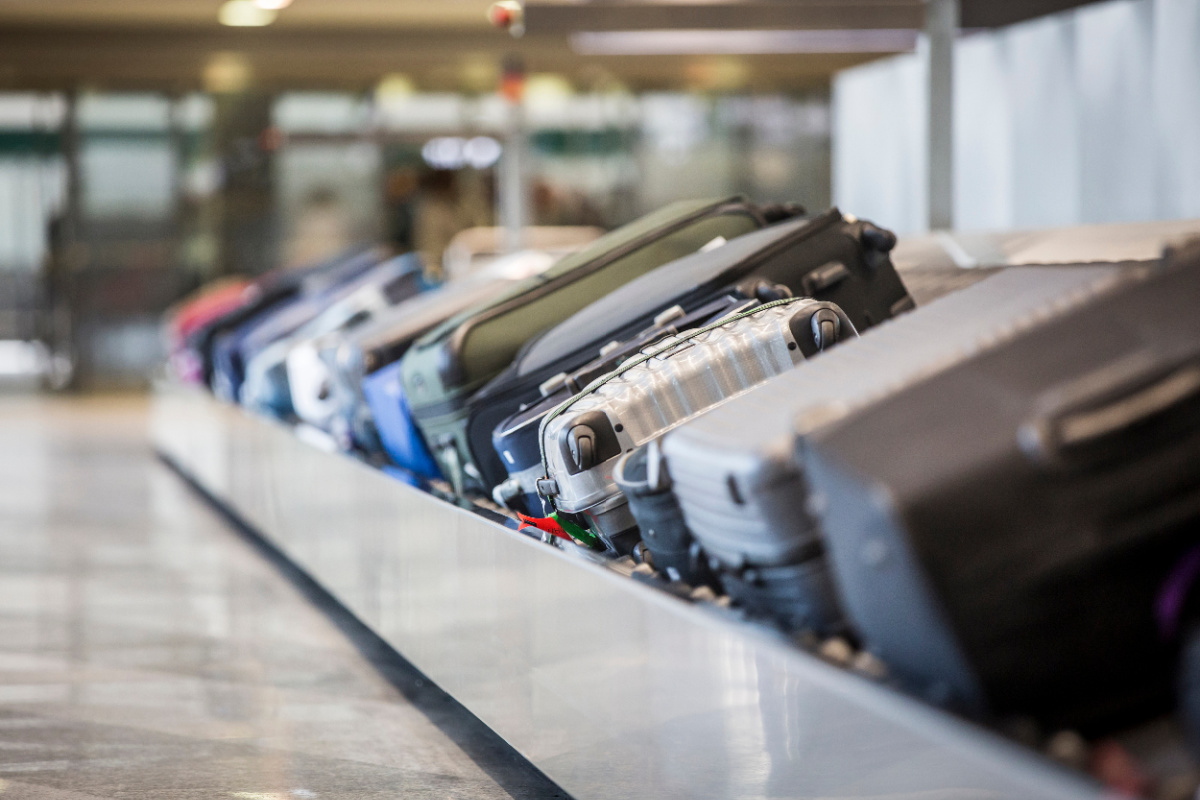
[662,263,1146,633]
[534,296,856,553]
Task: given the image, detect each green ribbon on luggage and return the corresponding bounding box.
[550,512,601,549]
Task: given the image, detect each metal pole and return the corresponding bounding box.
[926,0,957,231]
[501,99,528,252]
[498,54,529,253]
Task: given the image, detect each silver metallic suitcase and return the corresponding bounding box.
[662,264,1145,632]
[533,297,856,552]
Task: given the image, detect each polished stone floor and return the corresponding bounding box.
[0,394,566,799]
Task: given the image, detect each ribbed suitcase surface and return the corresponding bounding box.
[664,264,1143,572]
[536,297,854,549]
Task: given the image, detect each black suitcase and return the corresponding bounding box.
[471,209,913,494]
[803,240,1200,733]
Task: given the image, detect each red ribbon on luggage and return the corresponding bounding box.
[516,513,573,541]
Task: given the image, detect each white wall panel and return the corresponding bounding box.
[832,0,1200,235]
[1152,0,1200,220]
[953,34,1014,230]
[1075,0,1156,223]
[1007,14,1082,227]
[831,44,927,234]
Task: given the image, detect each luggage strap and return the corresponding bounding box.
[534,296,820,513]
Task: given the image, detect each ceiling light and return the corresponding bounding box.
[219,0,277,27]
[421,136,503,170]
[570,29,919,56]
[255,0,294,9]
[204,52,253,92]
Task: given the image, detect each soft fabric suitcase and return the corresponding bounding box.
[531,297,856,553]
[209,246,387,401]
[802,243,1200,732]
[660,264,1146,635]
[190,270,308,390]
[399,197,777,494]
[241,253,427,418]
[293,250,557,452]
[165,277,254,384]
[470,208,911,496]
[361,359,443,480]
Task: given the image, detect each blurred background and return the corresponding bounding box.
[0,0,1195,389]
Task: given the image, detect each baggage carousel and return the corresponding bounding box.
[152,381,1105,800]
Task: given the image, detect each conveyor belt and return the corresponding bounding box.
[152,383,1101,800]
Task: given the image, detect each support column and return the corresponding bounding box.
[926,0,957,231]
[500,102,528,252]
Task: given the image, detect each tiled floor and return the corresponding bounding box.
[0,394,565,799]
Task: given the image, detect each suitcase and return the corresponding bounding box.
[293,250,557,452]
[532,297,856,553]
[802,243,1200,732]
[491,291,763,514]
[399,197,779,494]
[190,270,307,390]
[469,208,911,496]
[166,278,255,384]
[661,263,1146,636]
[241,253,427,418]
[613,440,721,588]
[209,246,388,401]
[360,359,443,480]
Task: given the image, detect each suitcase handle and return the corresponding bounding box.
[1021,353,1200,466]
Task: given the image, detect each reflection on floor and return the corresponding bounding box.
[0,394,566,800]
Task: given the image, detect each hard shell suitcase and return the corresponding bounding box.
[470,209,912,495]
[491,291,762,514]
[294,250,557,452]
[399,197,773,494]
[802,242,1200,732]
[532,297,856,553]
[661,264,1145,635]
[209,246,388,401]
[241,253,427,418]
[613,440,720,588]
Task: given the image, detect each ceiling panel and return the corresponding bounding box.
[0,0,492,28]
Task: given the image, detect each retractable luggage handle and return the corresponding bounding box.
[1019,350,1200,467]
[533,296,834,508]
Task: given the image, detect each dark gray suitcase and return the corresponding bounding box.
[803,242,1200,732]
[660,264,1147,634]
